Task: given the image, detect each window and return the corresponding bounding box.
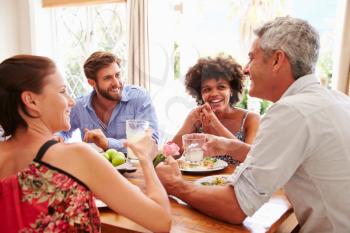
[51,2,127,98]
[149,0,342,139]
[31,0,342,141]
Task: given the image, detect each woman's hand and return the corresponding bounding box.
[124,129,157,162]
[199,103,220,129]
[188,106,202,124]
[184,106,204,131]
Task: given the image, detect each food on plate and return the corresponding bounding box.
[103,149,126,166]
[200,176,229,186]
[202,157,217,168]
[179,157,217,169]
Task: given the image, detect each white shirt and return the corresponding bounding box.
[230,74,350,233]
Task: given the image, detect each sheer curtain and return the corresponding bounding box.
[333,0,350,95]
[127,0,150,90]
[42,0,125,7]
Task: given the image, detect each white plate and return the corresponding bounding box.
[194,175,231,186]
[88,143,103,153]
[115,160,137,173]
[179,157,228,173]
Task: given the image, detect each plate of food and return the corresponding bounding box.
[178,157,228,173]
[194,175,231,186]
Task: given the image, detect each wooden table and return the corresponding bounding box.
[99,165,293,233]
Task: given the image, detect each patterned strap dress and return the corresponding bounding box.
[0,140,100,232]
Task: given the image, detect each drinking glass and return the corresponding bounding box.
[182,133,206,163]
[126,120,149,160]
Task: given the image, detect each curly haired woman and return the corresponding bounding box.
[172,55,260,164]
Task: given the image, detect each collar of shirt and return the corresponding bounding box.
[281,74,320,99]
[83,86,133,111]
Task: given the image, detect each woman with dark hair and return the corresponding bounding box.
[172,55,260,164]
[0,55,171,232]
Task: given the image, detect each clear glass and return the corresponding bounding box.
[182,133,206,163]
[125,120,149,160]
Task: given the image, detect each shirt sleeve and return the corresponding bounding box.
[107,138,126,151]
[229,102,312,216]
[134,90,161,144]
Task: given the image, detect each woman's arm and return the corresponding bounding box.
[172,107,201,155]
[244,112,260,144]
[48,139,171,233]
[123,131,171,222]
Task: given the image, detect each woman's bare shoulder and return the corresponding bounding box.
[246,111,260,119]
[44,141,110,184]
[245,111,260,128]
[44,142,103,168]
[234,107,260,117]
[51,141,92,155]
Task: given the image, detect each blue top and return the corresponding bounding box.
[61,85,160,153]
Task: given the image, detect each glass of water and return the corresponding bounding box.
[182,133,206,163]
[126,120,149,160]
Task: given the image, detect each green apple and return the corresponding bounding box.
[102,152,111,161]
[106,149,126,166]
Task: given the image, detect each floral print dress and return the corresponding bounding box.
[0,140,100,232]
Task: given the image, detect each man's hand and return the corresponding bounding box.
[156,156,182,194]
[83,128,109,150]
[202,134,234,156]
[203,134,250,162]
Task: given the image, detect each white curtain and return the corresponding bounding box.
[42,0,125,8]
[333,0,350,95]
[127,0,150,90]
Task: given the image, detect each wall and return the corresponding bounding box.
[18,0,33,54]
[0,0,34,61]
[0,0,20,60]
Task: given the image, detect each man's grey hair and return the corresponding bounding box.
[254,16,320,80]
